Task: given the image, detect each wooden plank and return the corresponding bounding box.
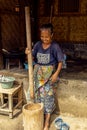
[0,108,9,112]
[8,94,13,118]
[0,84,22,95]
[18,86,23,106]
[13,100,22,110]
[0,103,8,108]
[0,93,4,105]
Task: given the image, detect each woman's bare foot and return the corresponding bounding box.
[44,126,49,130]
[44,113,50,130]
[44,120,49,130]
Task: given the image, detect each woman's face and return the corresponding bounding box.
[40,29,53,44]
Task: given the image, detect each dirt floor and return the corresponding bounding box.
[0,64,87,130]
[50,113,87,130]
[0,112,87,130]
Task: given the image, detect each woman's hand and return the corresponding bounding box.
[50,72,58,83]
[25,48,30,54]
[50,62,62,83]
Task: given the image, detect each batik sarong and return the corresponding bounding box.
[34,64,58,114]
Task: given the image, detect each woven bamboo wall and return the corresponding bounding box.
[0,0,19,9]
[37,0,87,60]
[0,0,25,51]
[1,14,20,50]
[0,0,26,69]
[38,0,87,42]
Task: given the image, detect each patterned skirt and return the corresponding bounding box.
[34,64,58,114]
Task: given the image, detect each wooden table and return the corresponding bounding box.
[0,83,23,118]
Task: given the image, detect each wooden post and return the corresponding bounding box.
[25,6,34,101]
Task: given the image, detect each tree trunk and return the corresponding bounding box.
[23,103,44,130]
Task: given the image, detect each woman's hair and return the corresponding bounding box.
[40,23,53,34]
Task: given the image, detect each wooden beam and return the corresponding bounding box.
[0,9,20,15]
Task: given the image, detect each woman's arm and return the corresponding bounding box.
[25,48,34,60]
[50,62,63,83]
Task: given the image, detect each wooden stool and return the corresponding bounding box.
[0,83,23,118]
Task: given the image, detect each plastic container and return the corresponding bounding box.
[24,62,36,70]
[54,117,63,129]
[61,123,70,130]
[54,117,70,130]
[0,76,15,89]
[24,63,28,70]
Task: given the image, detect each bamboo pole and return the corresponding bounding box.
[25,6,34,102]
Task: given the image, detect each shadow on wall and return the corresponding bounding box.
[3,39,21,51]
